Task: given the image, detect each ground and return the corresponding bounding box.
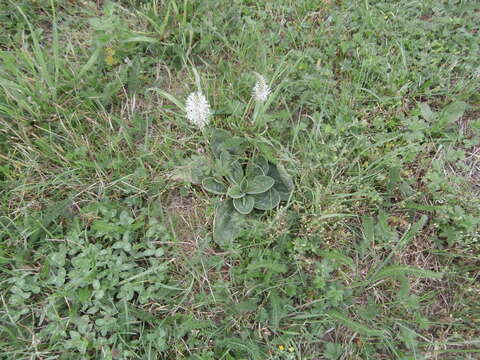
[0,0,479,359]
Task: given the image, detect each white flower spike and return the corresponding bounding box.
[185,91,211,129]
[253,74,271,102]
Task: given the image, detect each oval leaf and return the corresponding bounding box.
[233,195,254,215]
[202,177,227,195]
[210,129,247,158]
[267,163,293,201]
[213,200,244,248]
[257,156,270,174]
[245,163,264,178]
[419,102,435,122]
[210,129,231,158]
[227,184,245,199]
[246,156,270,176]
[442,101,467,124]
[253,188,280,210]
[246,175,275,194]
[227,160,244,184]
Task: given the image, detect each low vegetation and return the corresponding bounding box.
[0,0,479,359]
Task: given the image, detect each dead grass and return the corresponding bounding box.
[165,192,209,252]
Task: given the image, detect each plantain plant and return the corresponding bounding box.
[164,74,291,247]
[197,129,293,247]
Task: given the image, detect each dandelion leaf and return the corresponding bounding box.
[327,311,385,337]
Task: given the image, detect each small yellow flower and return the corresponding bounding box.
[278,345,285,351]
[105,47,118,66]
[288,347,295,352]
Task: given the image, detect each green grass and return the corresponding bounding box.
[1,0,479,359]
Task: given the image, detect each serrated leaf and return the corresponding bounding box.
[246,175,275,194]
[269,290,286,329]
[441,101,467,124]
[175,317,211,340]
[358,216,374,257]
[217,338,263,360]
[327,311,384,337]
[227,184,245,199]
[317,250,354,268]
[369,265,443,282]
[253,188,280,210]
[213,200,244,247]
[91,221,123,233]
[202,177,227,195]
[233,195,254,214]
[233,299,258,314]
[246,261,287,273]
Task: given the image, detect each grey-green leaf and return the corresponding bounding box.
[214,151,232,178]
[246,175,275,194]
[227,184,245,199]
[327,311,385,337]
[171,155,210,184]
[269,290,286,329]
[210,129,231,158]
[259,156,270,173]
[267,163,293,201]
[419,102,435,122]
[233,195,254,215]
[213,200,244,247]
[227,160,244,184]
[245,163,264,177]
[246,156,270,177]
[202,177,227,195]
[210,129,246,158]
[219,151,232,171]
[253,188,280,210]
[441,101,467,124]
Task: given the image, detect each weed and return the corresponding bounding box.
[1,0,479,359]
